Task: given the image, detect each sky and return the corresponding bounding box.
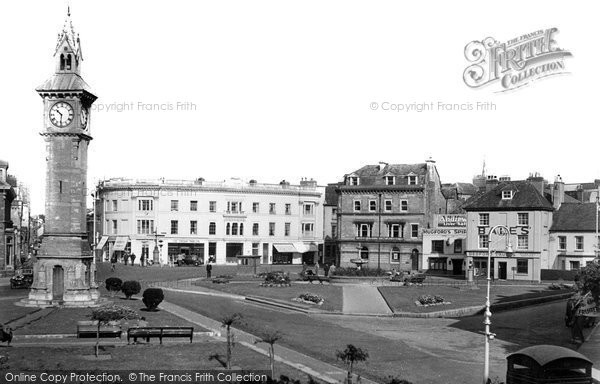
[1,0,598,214]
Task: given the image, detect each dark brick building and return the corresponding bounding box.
[0,160,16,276]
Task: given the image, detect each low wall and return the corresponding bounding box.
[329,275,390,284]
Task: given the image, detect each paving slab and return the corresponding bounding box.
[343,285,392,315]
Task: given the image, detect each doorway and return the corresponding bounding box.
[452,259,462,275]
[411,249,419,271]
[52,265,64,301]
[498,262,507,280]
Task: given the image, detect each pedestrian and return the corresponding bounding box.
[315,262,320,276]
[328,264,336,277]
[110,253,117,272]
[570,293,586,344]
[140,253,145,267]
[206,262,213,279]
[0,323,13,346]
[130,252,137,266]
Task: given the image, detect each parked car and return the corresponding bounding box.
[177,255,202,267]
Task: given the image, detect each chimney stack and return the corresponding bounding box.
[485,175,498,192]
[552,174,564,210]
[526,172,546,196]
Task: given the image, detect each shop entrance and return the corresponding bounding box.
[498,262,507,279]
[452,259,462,275]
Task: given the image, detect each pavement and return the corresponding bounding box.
[577,320,600,381]
[342,285,392,315]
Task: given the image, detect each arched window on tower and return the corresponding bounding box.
[60,54,66,70]
[66,54,72,70]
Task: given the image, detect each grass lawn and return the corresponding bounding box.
[3,341,322,382]
[193,281,344,312]
[379,285,572,313]
[16,297,202,335]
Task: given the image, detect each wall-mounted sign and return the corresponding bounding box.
[478,226,529,235]
[423,229,467,235]
[436,215,467,228]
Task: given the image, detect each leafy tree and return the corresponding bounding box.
[256,330,282,379]
[105,277,122,297]
[121,280,141,299]
[575,263,600,302]
[142,288,164,311]
[221,313,242,369]
[336,344,369,384]
[90,305,139,357]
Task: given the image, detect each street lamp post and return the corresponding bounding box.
[483,224,513,384]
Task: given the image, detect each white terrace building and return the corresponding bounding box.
[95,178,325,266]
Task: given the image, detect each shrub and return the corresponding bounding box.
[386,377,414,384]
[105,277,123,296]
[142,288,164,310]
[298,293,324,304]
[329,267,384,277]
[418,294,445,305]
[262,272,290,286]
[121,280,141,299]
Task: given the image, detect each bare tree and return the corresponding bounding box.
[221,313,242,369]
[256,330,282,379]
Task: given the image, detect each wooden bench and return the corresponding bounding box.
[76,322,122,339]
[127,327,194,344]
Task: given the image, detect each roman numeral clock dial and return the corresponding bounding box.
[49,101,74,127]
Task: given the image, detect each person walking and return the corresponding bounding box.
[130,252,137,266]
[206,262,213,279]
[110,253,117,272]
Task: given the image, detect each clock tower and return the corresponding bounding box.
[21,8,101,307]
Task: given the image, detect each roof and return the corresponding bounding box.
[507,345,592,367]
[345,163,428,186]
[36,73,95,95]
[550,203,598,232]
[462,181,553,211]
[324,183,341,206]
[442,182,479,198]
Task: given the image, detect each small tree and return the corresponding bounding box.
[575,263,600,302]
[142,288,164,311]
[121,280,141,299]
[221,313,242,369]
[256,330,282,379]
[336,344,369,384]
[90,305,139,357]
[105,277,122,297]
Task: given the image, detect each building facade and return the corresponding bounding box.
[335,160,446,270]
[463,179,554,281]
[323,183,340,266]
[422,214,467,275]
[0,161,17,276]
[96,178,325,266]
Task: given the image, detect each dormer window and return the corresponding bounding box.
[408,175,418,185]
[502,190,514,200]
[348,176,359,186]
[60,54,66,70]
[385,176,395,186]
[66,54,72,70]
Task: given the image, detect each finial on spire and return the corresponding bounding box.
[67,5,71,17]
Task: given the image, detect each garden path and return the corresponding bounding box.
[342,285,392,315]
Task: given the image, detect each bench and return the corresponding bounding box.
[127,327,194,344]
[76,322,122,339]
[306,275,330,284]
[404,275,426,284]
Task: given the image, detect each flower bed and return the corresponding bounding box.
[415,294,451,307]
[260,271,291,287]
[292,292,324,305]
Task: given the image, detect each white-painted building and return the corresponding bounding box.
[95,178,325,265]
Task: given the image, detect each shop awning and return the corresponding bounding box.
[96,236,109,250]
[113,236,129,251]
[294,243,318,253]
[273,243,297,253]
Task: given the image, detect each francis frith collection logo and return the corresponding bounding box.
[463,28,572,92]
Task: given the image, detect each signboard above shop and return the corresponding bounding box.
[435,214,467,228]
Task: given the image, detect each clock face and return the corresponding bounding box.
[80,107,89,129]
[49,102,74,127]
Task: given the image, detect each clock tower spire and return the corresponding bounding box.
[21,7,101,307]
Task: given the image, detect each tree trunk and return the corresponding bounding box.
[269,344,275,379]
[226,326,231,370]
[95,322,100,357]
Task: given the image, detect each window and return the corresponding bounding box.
[479,213,489,226]
[269,203,276,214]
[348,176,359,186]
[252,202,259,213]
[190,201,198,211]
[171,200,179,211]
[502,190,513,200]
[285,204,291,215]
[400,200,408,212]
[302,223,314,235]
[209,201,216,212]
[576,236,584,250]
[432,240,444,253]
[269,222,275,236]
[369,200,377,212]
[190,221,197,235]
[410,224,419,238]
[226,223,230,235]
[136,219,154,235]
[208,242,216,258]
[138,199,153,211]
[517,213,529,226]
[391,247,400,262]
[359,246,368,259]
[285,223,291,236]
[518,235,528,249]
[354,200,361,212]
[570,261,580,270]
[252,243,260,256]
[252,223,259,236]
[303,204,314,215]
[385,176,395,186]
[479,234,489,249]
[228,201,242,214]
[357,223,372,237]
[389,224,401,238]
[209,222,216,235]
[232,223,238,235]
[408,175,417,185]
[240,223,244,236]
[112,200,118,211]
[558,236,566,251]
[170,220,178,235]
[384,199,392,212]
[517,259,528,274]
[454,239,463,254]
[331,223,337,238]
[112,220,118,234]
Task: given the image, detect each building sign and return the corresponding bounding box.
[577,292,599,317]
[423,229,467,235]
[436,214,466,228]
[463,28,572,92]
[478,226,529,235]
